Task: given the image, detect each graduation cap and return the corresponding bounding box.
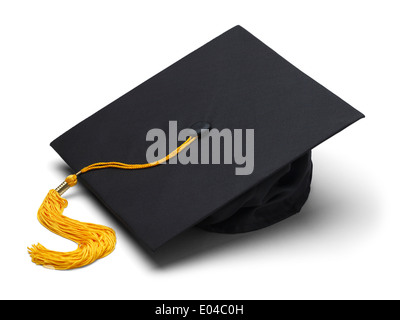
[28,26,364,270]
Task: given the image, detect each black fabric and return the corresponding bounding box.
[199,151,313,233]
[50,26,364,250]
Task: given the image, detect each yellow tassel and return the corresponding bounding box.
[28,136,197,270]
[28,189,116,270]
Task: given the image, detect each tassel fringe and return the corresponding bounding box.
[28,189,116,270]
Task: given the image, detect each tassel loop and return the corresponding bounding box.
[65,174,78,187]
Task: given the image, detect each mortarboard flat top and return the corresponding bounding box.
[51,26,364,250]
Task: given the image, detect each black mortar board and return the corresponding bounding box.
[51,26,364,251]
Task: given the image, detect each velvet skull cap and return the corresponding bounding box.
[50,25,364,251]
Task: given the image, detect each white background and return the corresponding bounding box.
[1,1,399,300]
